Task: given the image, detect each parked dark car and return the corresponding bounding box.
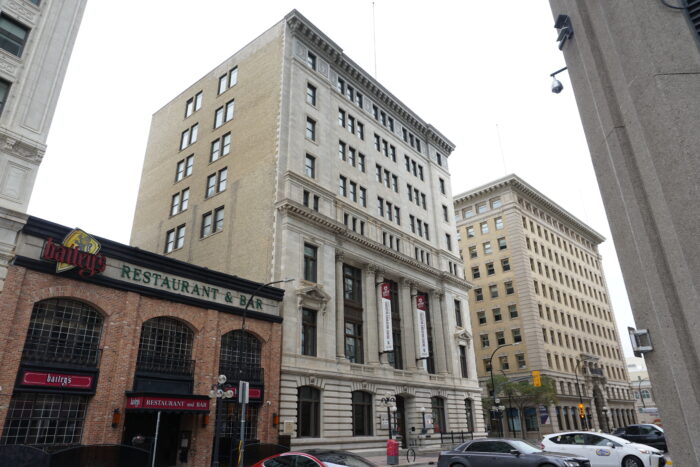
[438,439,591,467]
[613,424,667,452]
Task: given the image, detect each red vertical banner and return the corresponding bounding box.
[416,295,429,358]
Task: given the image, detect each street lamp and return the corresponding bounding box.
[489,344,511,437]
[380,393,397,439]
[233,278,294,467]
[209,374,235,467]
[602,406,609,433]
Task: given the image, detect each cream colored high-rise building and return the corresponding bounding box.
[454,174,635,435]
[130,10,484,453]
[0,0,87,292]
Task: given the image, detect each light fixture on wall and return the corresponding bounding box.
[550,67,568,94]
[111,408,121,428]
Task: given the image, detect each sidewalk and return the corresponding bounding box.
[365,450,439,467]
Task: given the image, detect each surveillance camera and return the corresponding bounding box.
[551,78,564,94]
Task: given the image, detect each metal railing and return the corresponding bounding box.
[219,363,264,385]
[135,351,195,377]
[21,342,102,368]
[439,431,474,447]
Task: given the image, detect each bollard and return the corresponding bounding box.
[387,439,399,465]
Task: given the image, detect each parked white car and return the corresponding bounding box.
[541,431,667,467]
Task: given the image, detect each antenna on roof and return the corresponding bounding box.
[372,2,378,78]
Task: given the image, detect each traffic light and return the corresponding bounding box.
[578,403,585,418]
[532,370,541,387]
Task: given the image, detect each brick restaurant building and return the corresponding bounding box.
[0,217,284,467]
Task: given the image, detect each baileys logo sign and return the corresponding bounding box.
[41,229,106,277]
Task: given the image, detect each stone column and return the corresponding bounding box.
[430,290,449,375]
[335,253,345,360]
[410,284,427,372]
[366,266,380,366]
[439,291,454,375]
[400,279,417,371]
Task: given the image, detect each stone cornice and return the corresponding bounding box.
[0,129,45,165]
[285,10,455,155]
[276,200,471,290]
[453,174,605,244]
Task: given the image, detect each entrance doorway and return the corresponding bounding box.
[395,396,408,448]
[123,412,181,467]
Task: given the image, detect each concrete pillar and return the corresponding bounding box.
[400,279,417,371]
[335,253,345,360]
[430,290,448,375]
[366,266,381,366]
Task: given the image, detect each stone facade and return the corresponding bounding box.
[130,10,485,452]
[0,0,87,292]
[0,217,284,467]
[454,174,636,436]
[548,1,699,461]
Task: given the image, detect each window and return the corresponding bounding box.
[512,328,522,343]
[136,317,194,376]
[175,155,194,182]
[210,132,231,162]
[170,188,189,216]
[439,178,446,194]
[505,281,515,295]
[306,51,317,70]
[489,284,499,298]
[443,205,449,221]
[359,187,366,207]
[301,308,317,356]
[498,237,508,250]
[214,100,235,128]
[303,244,318,282]
[480,222,489,234]
[486,262,495,275]
[297,386,320,437]
[459,346,469,378]
[466,226,475,238]
[338,176,347,196]
[206,168,228,197]
[454,300,463,327]
[491,197,502,208]
[471,266,480,279]
[351,391,373,436]
[0,78,9,116]
[1,393,88,446]
[508,304,518,318]
[480,334,490,348]
[185,91,202,117]
[306,83,317,105]
[306,117,316,141]
[344,320,363,363]
[0,14,29,57]
[477,311,486,325]
[495,216,504,230]
[499,355,509,370]
[516,354,526,369]
[180,123,198,150]
[218,67,238,94]
[446,234,452,251]
[493,308,502,321]
[165,225,186,253]
[305,154,315,178]
[474,288,483,301]
[201,206,224,237]
[501,258,511,272]
[431,397,446,433]
[483,241,492,254]
[476,202,488,214]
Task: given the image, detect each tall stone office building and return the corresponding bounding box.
[454,175,635,434]
[548,1,699,462]
[0,0,87,292]
[130,10,484,451]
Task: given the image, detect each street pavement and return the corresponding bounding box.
[365,450,438,467]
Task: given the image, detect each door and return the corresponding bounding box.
[395,395,407,448]
[582,434,621,467]
[123,412,181,467]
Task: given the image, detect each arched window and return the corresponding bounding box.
[136,317,193,376]
[351,391,373,436]
[431,396,446,433]
[464,398,474,432]
[297,386,320,437]
[219,330,262,381]
[21,298,103,366]
[640,389,651,399]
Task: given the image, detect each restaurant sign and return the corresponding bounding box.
[126,395,210,412]
[41,229,106,277]
[19,369,96,392]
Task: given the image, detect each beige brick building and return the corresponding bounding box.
[0,0,86,292]
[130,10,484,452]
[454,174,636,435]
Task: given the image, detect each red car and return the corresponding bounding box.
[252,450,377,467]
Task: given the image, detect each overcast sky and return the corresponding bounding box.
[28,0,636,356]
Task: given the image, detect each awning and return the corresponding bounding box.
[125,392,210,414]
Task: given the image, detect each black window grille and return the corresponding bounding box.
[1,393,88,446]
[136,317,194,376]
[219,400,259,441]
[219,330,262,384]
[351,391,373,436]
[21,298,103,367]
[297,386,320,437]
